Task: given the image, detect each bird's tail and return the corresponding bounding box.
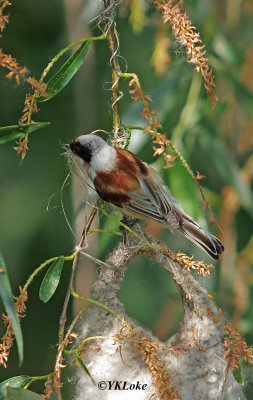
[180,214,224,260]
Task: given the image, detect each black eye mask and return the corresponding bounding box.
[70,141,92,163]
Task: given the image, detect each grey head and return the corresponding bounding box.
[69,134,108,163]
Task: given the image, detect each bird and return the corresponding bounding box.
[69,134,224,260]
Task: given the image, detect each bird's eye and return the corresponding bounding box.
[70,141,92,163]
[70,141,81,155]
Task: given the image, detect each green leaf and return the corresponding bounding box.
[232,365,244,385]
[74,352,95,385]
[0,376,31,400]
[97,215,121,259]
[199,134,253,218]
[6,387,44,400]
[36,41,90,102]
[235,208,253,252]
[39,257,64,303]
[165,162,200,221]
[47,394,57,400]
[0,252,23,365]
[213,34,243,66]
[0,122,51,144]
[210,55,253,118]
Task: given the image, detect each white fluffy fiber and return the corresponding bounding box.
[75,336,153,400]
[74,267,156,400]
[73,239,246,400]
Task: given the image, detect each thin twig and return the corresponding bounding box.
[55,202,100,400]
[103,0,122,143]
[58,200,101,343]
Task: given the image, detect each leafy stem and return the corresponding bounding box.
[64,335,110,355]
[23,253,75,292]
[103,0,122,143]
[71,290,128,326]
[39,35,106,85]
[24,372,54,390]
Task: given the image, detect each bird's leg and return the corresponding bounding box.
[120,216,139,243]
[120,215,139,229]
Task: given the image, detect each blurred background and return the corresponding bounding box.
[0,0,252,397]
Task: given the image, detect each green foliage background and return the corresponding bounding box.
[0,0,252,397]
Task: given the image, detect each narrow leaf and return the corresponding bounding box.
[6,387,44,400]
[232,366,244,385]
[0,376,31,400]
[37,41,90,102]
[0,251,23,365]
[0,122,50,145]
[48,394,58,400]
[199,133,253,217]
[74,352,95,385]
[39,257,64,303]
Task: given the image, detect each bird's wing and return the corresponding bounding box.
[123,165,181,227]
[123,191,165,221]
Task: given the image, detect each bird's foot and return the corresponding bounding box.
[120,216,139,243]
[120,216,139,230]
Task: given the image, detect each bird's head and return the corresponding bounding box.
[69,134,117,178]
